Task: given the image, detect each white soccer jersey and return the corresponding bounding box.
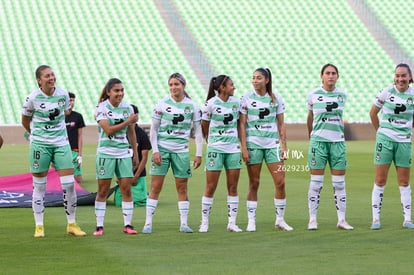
[374,85,414,142]
[308,87,346,142]
[240,91,284,149]
[22,87,70,147]
[202,95,240,153]
[95,99,134,158]
[152,96,201,153]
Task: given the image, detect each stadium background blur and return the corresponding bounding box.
[1,0,413,142]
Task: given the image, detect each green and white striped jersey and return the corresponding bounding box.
[22,88,70,147]
[374,85,414,142]
[152,96,201,153]
[95,99,134,158]
[308,87,346,142]
[240,91,284,149]
[201,95,240,153]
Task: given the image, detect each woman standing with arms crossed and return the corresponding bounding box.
[142,73,203,234]
[369,63,414,230]
[22,65,86,237]
[93,78,139,236]
[240,68,293,232]
[199,75,242,233]
[307,63,353,230]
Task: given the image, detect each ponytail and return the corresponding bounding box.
[206,75,229,101]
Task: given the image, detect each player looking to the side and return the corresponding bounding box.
[93,78,139,236]
[22,65,86,238]
[369,63,414,230]
[199,75,242,233]
[306,63,353,230]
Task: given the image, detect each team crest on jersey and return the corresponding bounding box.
[407,98,413,105]
[232,105,238,112]
[184,106,191,114]
[311,157,316,166]
[337,95,344,102]
[123,110,129,119]
[58,98,65,107]
[375,154,380,161]
[33,160,39,170]
[208,158,215,167]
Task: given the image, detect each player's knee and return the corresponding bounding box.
[332,175,345,190]
[309,175,324,191]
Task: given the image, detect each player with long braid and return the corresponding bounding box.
[307,63,353,230]
[22,65,86,238]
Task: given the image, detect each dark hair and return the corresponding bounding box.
[35,65,52,87]
[68,92,75,99]
[254,68,274,103]
[207,75,230,101]
[130,104,139,114]
[168,73,191,98]
[395,63,413,84]
[320,63,339,76]
[98,78,122,104]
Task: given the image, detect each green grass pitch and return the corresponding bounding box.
[0,141,413,274]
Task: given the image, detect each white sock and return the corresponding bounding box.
[227,196,239,224]
[122,201,134,226]
[201,196,213,223]
[32,176,46,226]
[178,201,190,226]
[95,201,106,227]
[399,185,412,222]
[246,200,257,223]
[332,175,346,221]
[308,175,324,221]
[372,184,385,222]
[61,175,77,224]
[274,198,286,222]
[145,198,158,225]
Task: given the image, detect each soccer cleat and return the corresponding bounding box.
[402,221,414,229]
[34,225,45,238]
[93,226,104,236]
[307,219,318,230]
[227,223,242,232]
[246,221,256,232]
[275,220,294,231]
[337,220,354,230]
[199,222,209,233]
[142,224,152,234]
[67,223,87,236]
[370,220,381,230]
[123,225,137,234]
[179,225,194,233]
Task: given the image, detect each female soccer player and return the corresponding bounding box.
[199,75,242,233]
[93,78,139,236]
[307,63,353,230]
[240,68,293,232]
[142,73,203,234]
[369,63,414,230]
[22,65,86,237]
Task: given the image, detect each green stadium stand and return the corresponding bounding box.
[174,0,395,122]
[366,0,414,61]
[0,0,204,124]
[0,0,405,124]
